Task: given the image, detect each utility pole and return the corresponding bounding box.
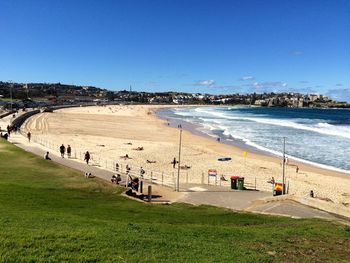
[177,124,182,192]
[9,80,13,112]
[25,83,29,99]
[282,137,286,194]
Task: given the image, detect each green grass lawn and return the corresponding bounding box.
[0,140,349,262]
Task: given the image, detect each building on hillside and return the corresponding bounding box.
[308,94,320,102]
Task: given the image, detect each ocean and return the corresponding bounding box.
[161,106,350,173]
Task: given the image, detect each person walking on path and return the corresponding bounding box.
[59,144,66,158]
[27,132,31,142]
[67,145,72,158]
[84,151,91,164]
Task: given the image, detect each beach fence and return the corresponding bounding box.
[21,132,276,192]
[21,132,178,187]
[11,108,283,194]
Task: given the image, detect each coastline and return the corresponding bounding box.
[20,104,350,213]
[156,106,350,179]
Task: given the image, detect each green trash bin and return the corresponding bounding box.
[237,177,245,190]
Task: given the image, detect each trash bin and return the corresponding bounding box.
[230,176,239,190]
[237,177,245,190]
[273,182,283,196]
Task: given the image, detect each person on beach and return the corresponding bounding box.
[140,167,145,178]
[147,160,156,163]
[44,152,51,160]
[59,144,66,158]
[220,175,228,181]
[120,154,130,160]
[115,163,119,172]
[67,145,71,158]
[27,132,31,142]
[180,165,191,170]
[126,164,131,174]
[296,166,299,173]
[267,177,275,184]
[171,157,178,168]
[84,151,91,164]
[132,146,144,151]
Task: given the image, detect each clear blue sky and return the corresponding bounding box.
[1,0,349,100]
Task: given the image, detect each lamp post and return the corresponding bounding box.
[282,137,286,195]
[25,83,29,99]
[177,124,182,192]
[9,80,13,112]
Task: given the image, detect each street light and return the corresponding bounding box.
[282,137,286,194]
[8,80,13,112]
[25,83,29,99]
[177,124,182,192]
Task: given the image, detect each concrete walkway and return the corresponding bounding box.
[177,183,340,220]
[247,200,337,219]
[3,113,347,222]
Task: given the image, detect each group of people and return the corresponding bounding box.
[171,157,190,170]
[6,124,19,136]
[85,172,94,178]
[112,162,145,191]
[58,144,91,164]
[0,125,19,140]
[0,124,21,140]
[59,144,72,158]
[42,144,92,165]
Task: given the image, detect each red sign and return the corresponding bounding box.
[208,169,217,176]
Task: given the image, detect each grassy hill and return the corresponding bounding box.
[0,140,349,262]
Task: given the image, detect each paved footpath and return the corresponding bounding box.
[177,184,341,220]
[3,113,347,222]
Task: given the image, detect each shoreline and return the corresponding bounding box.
[156,106,350,180]
[20,104,350,213]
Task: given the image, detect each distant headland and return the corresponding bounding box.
[0,81,349,108]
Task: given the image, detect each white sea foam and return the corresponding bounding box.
[194,107,350,139]
[242,136,350,175]
[170,107,350,173]
[200,121,350,175]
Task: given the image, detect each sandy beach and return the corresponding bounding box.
[22,105,350,213]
